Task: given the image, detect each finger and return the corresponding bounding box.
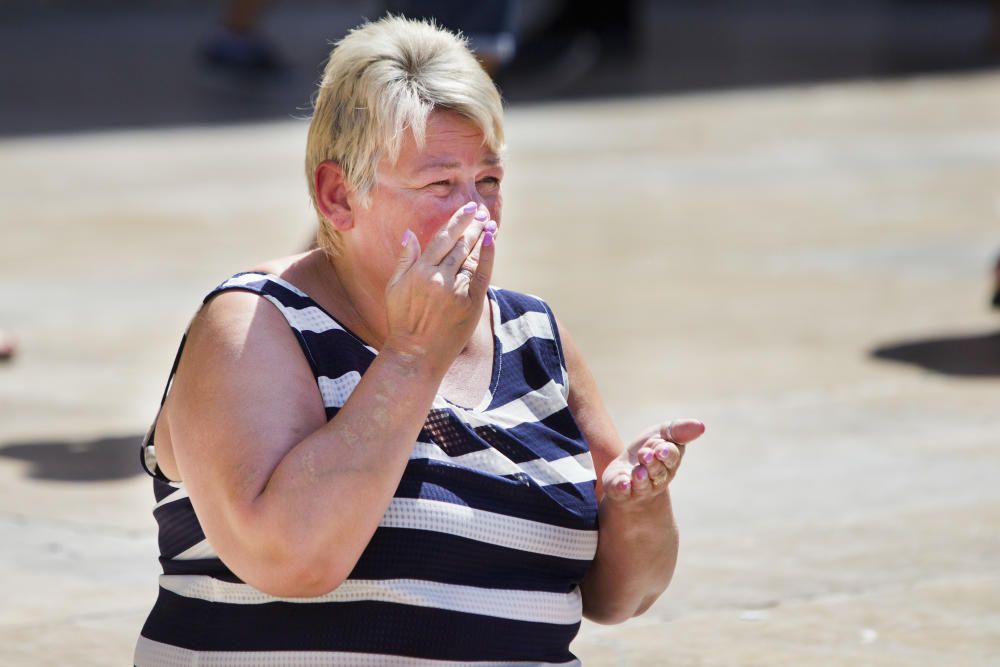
[466,220,496,301]
[387,228,421,288]
[637,445,657,466]
[439,209,489,275]
[650,467,671,489]
[422,201,481,265]
[660,419,705,445]
[460,217,496,272]
[647,458,672,486]
[604,475,632,502]
[636,443,671,482]
[631,464,651,495]
[652,439,683,469]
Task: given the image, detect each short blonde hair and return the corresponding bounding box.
[306,16,505,256]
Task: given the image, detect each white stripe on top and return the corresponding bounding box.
[379,497,597,561]
[410,441,595,487]
[318,372,362,408]
[157,576,582,625]
[261,297,344,335]
[135,636,582,667]
[495,310,554,354]
[172,538,220,561]
[439,379,567,430]
[154,486,189,510]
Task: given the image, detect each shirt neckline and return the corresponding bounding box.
[253,272,504,414]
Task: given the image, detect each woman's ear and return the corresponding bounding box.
[315,160,354,231]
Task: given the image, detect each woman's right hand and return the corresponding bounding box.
[383,201,496,373]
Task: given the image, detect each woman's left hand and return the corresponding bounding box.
[601,419,705,504]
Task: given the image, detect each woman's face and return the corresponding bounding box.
[349,109,503,280]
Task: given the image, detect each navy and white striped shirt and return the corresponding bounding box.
[136,273,599,666]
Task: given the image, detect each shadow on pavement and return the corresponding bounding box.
[0,434,145,482]
[871,329,1000,377]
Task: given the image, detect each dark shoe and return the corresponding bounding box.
[0,330,15,362]
[993,257,1000,309]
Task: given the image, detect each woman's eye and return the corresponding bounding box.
[477,177,501,189]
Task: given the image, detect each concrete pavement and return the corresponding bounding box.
[1,68,999,664]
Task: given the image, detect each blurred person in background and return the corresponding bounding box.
[201,0,284,74]
[383,0,518,76]
[135,16,703,665]
[383,1,640,85]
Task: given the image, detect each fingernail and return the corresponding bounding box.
[401,229,414,247]
[635,466,648,481]
[656,447,670,460]
[640,451,653,464]
[483,231,494,247]
[484,220,498,233]
[463,202,477,213]
[474,210,489,221]
[619,480,631,492]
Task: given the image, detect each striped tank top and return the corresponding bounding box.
[135,272,599,666]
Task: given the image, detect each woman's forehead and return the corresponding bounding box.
[392,116,503,172]
[411,153,502,173]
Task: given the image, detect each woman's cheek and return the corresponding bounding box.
[416,202,461,245]
[412,220,441,249]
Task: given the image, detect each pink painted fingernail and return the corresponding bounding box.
[635,466,649,481]
[463,201,478,213]
[656,447,670,460]
[484,220,498,233]
[483,231,494,247]
[401,229,414,247]
[640,451,653,464]
[619,480,631,492]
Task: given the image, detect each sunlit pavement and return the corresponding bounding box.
[1,68,999,665]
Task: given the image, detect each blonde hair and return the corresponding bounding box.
[306,15,505,256]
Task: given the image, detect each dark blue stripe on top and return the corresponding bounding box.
[507,407,587,456]
[153,497,205,559]
[160,557,241,582]
[490,340,563,406]
[396,459,597,530]
[152,477,176,503]
[299,328,374,378]
[142,588,579,662]
[352,527,590,591]
[477,412,587,462]
[421,407,586,468]
[493,288,548,324]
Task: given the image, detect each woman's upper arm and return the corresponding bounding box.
[162,291,327,578]
[557,317,624,498]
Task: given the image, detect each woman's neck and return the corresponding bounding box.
[312,250,390,350]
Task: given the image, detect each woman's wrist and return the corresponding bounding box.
[600,488,675,532]
[379,339,451,382]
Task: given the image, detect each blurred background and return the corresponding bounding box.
[0,1,998,665]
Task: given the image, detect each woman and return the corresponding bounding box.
[136,16,704,666]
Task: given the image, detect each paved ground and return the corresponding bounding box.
[1,7,1000,665]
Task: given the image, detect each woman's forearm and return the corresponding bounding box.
[238,347,445,595]
[580,491,679,624]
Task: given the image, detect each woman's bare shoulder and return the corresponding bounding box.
[247,250,318,283]
[159,279,326,486]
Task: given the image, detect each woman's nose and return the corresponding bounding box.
[457,187,484,208]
